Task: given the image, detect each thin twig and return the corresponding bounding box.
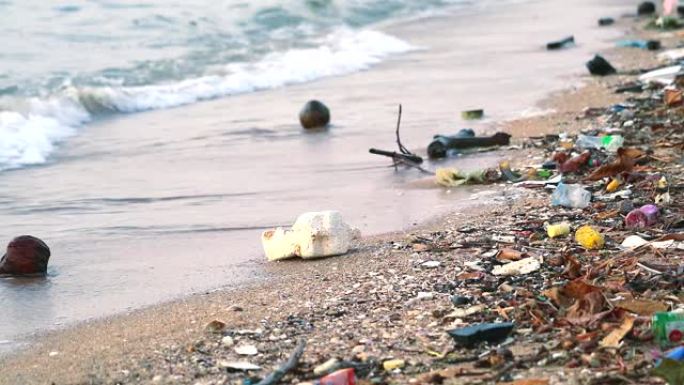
[254,339,306,385]
[637,262,664,275]
[395,104,410,155]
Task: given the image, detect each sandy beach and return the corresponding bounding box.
[2,1,683,385]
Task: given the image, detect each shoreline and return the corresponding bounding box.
[0,0,636,347]
[0,34,668,384]
[2,1,679,384]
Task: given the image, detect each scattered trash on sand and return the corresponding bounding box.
[427,132,511,159]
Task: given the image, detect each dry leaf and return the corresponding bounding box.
[456,272,483,280]
[497,248,525,261]
[561,255,582,280]
[657,233,684,242]
[566,291,607,320]
[665,89,683,106]
[585,148,638,181]
[542,287,572,308]
[562,279,602,300]
[205,320,226,333]
[412,243,430,252]
[615,299,668,316]
[600,316,635,348]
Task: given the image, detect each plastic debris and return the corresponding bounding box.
[638,65,682,86]
[435,168,499,187]
[586,55,616,76]
[575,225,605,250]
[317,368,356,385]
[235,344,258,356]
[653,312,684,347]
[262,211,360,261]
[621,235,650,249]
[575,134,624,152]
[427,132,511,159]
[313,359,339,376]
[625,204,660,228]
[382,359,405,371]
[219,361,262,371]
[547,222,571,238]
[492,257,541,276]
[664,346,684,362]
[551,183,591,209]
[447,323,515,347]
[461,109,484,120]
[657,47,684,63]
[546,36,575,50]
[606,178,622,193]
[616,39,661,50]
[598,17,615,26]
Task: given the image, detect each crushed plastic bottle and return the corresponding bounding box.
[653,312,684,347]
[575,134,625,152]
[551,183,592,209]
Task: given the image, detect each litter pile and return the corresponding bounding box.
[60,6,684,385]
[191,73,682,384]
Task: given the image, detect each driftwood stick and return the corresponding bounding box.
[255,339,306,385]
[369,148,423,164]
[395,104,410,155]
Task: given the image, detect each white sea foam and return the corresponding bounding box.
[0,29,412,171]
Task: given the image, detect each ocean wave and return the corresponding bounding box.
[0,29,412,171]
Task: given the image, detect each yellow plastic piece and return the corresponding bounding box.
[547,222,571,238]
[575,225,605,250]
[657,176,669,190]
[606,178,621,193]
[383,359,406,371]
[435,168,486,187]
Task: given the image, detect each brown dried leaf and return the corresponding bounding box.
[543,287,572,308]
[497,248,524,261]
[456,272,483,281]
[657,233,684,242]
[561,255,582,280]
[615,299,668,316]
[585,148,637,181]
[561,279,602,300]
[566,291,608,325]
[412,243,431,252]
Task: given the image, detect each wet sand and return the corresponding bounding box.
[0,0,661,383]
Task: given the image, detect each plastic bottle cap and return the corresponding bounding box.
[669,329,683,342]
